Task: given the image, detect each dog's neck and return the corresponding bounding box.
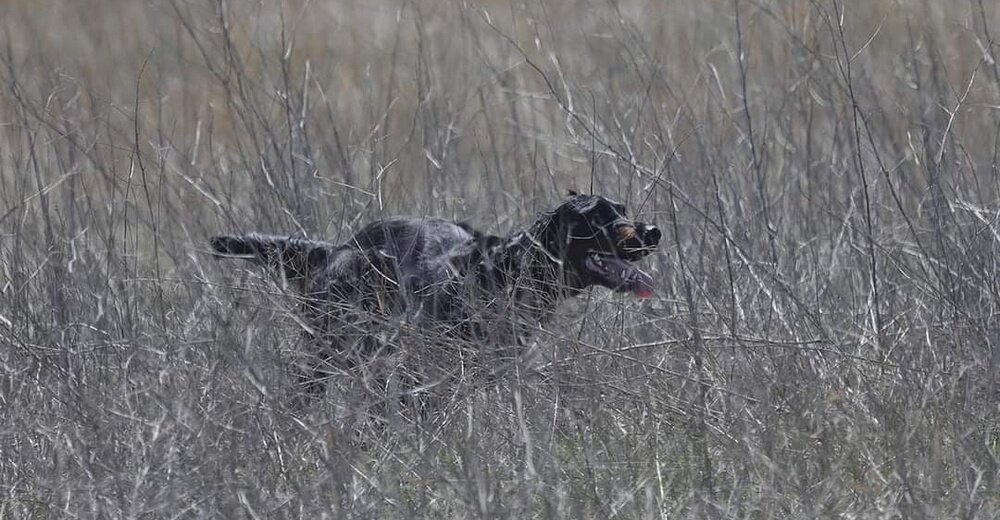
[479,213,585,321]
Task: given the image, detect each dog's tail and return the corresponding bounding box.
[209,233,329,281]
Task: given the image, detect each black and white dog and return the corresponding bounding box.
[210,194,660,397]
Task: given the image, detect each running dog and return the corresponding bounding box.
[210,193,660,398]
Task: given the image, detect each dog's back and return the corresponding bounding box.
[349,217,477,280]
[210,218,496,323]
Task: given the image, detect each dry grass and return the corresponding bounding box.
[1,0,999,517]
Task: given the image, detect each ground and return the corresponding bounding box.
[0,0,998,517]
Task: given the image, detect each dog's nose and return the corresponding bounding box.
[643,225,661,247]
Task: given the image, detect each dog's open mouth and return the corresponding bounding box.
[583,254,655,299]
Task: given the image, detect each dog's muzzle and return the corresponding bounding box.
[617,222,660,261]
[581,220,660,299]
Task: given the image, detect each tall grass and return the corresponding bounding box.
[1,0,998,517]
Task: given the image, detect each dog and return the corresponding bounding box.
[209,193,661,400]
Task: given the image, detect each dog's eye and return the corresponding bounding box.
[586,210,611,227]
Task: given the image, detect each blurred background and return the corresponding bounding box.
[1,0,998,517]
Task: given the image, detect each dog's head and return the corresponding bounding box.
[537,194,661,298]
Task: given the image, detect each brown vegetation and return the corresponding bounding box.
[1,0,998,517]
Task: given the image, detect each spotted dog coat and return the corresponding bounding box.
[210,194,661,397]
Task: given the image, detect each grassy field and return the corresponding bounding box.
[1,0,999,517]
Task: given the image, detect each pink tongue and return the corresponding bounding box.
[629,267,655,299]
